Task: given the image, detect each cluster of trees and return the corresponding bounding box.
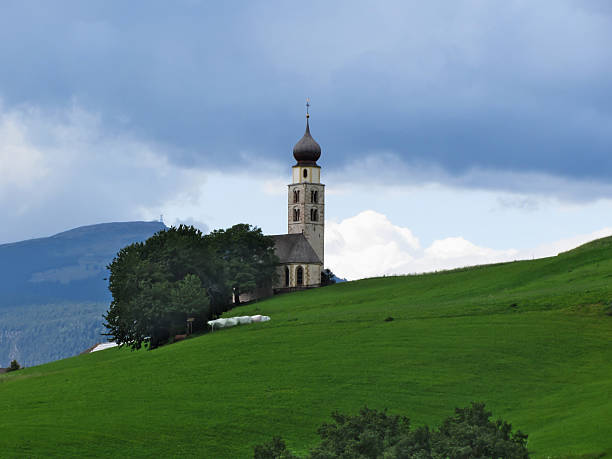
[103,224,277,349]
[254,402,529,459]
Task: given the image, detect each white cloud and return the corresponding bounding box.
[0,105,49,198]
[325,210,612,280]
[0,101,207,243]
[326,211,419,278]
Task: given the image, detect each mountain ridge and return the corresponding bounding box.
[0,220,166,307]
[0,220,167,366]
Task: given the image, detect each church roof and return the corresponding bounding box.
[293,118,321,166]
[270,233,322,264]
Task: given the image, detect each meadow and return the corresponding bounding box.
[1,237,611,457]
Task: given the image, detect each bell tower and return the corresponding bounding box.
[288,100,325,265]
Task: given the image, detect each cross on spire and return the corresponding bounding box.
[306,97,310,118]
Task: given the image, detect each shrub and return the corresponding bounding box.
[433,402,529,459]
[310,406,412,459]
[253,403,529,458]
[7,359,21,372]
[253,436,298,459]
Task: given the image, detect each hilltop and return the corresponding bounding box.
[0,221,166,366]
[1,236,611,457]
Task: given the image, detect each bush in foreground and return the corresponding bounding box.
[254,402,528,458]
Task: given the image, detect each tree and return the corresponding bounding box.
[320,268,336,286]
[254,437,298,459]
[142,225,230,314]
[7,359,20,372]
[205,224,278,305]
[104,225,226,349]
[252,403,529,458]
[310,406,412,459]
[432,402,529,459]
[103,224,279,349]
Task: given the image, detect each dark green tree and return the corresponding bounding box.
[205,224,278,305]
[320,268,336,286]
[104,224,279,349]
[309,407,412,459]
[253,403,528,459]
[254,437,299,459]
[103,225,227,349]
[7,359,21,372]
[432,402,529,459]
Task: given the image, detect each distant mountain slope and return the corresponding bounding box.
[0,221,166,308]
[1,236,611,457]
[0,221,166,366]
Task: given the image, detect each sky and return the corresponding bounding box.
[1,0,612,279]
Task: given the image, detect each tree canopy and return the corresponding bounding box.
[103,224,277,349]
[205,224,278,305]
[253,402,529,458]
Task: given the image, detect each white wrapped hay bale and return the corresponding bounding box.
[208,315,270,331]
[207,318,228,330]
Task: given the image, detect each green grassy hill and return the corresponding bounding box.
[2,237,612,458]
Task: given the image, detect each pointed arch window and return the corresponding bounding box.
[296,266,304,286]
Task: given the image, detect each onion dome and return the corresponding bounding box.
[293,118,321,166]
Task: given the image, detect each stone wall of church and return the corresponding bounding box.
[275,263,322,290]
[239,263,322,303]
[287,183,325,265]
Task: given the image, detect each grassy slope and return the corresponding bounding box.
[1,238,612,458]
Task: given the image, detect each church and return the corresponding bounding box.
[241,106,325,301]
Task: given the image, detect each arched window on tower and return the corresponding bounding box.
[303,169,308,179]
[293,189,300,203]
[314,191,318,203]
[293,208,300,222]
[310,208,318,222]
[284,266,289,287]
[314,209,318,221]
[296,266,303,286]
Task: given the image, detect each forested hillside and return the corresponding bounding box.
[0,221,166,366]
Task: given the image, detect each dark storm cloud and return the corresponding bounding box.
[1,0,611,187]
